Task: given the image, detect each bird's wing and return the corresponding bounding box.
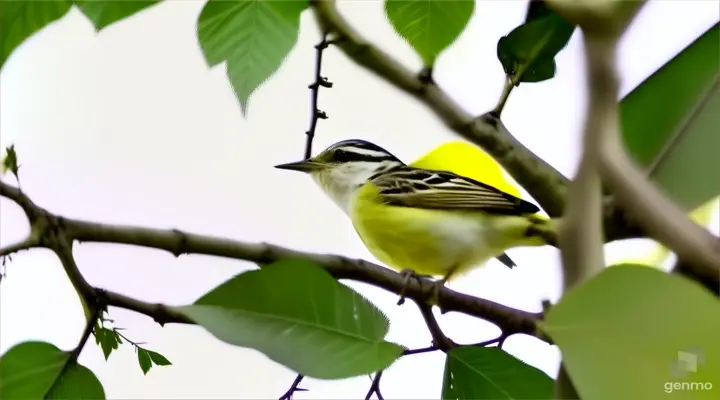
[370,167,540,216]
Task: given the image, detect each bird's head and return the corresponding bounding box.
[275,139,404,212]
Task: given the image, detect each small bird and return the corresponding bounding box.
[275,139,557,305]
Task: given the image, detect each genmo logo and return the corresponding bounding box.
[663,347,715,394]
[664,381,713,394]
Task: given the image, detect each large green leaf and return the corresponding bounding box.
[442,346,554,399]
[46,362,106,399]
[196,0,308,116]
[541,264,720,400]
[177,259,405,379]
[496,1,574,84]
[0,341,67,399]
[384,0,474,65]
[75,0,162,31]
[621,22,720,211]
[0,0,73,70]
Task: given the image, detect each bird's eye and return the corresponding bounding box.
[333,149,354,162]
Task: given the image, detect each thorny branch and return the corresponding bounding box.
[304,32,334,159]
[278,374,306,400]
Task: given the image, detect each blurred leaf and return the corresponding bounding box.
[0,341,67,399]
[146,349,172,366]
[496,2,574,84]
[384,0,474,66]
[0,0,72,70]
[196,0,308,116]
[46,362,105,399]
[541,264,720,400]
[75,0,161,31]
[442,346,554,399]
[525,0,555,20]
[621,22,720,210]
[1,145,20,180]
[137,348,152,375]
[177,259,405,379]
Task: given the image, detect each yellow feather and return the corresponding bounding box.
[410,141,522,199]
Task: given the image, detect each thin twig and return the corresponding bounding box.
[278,374,306,400]
[364,370,384,400]
[402,345,438,356]
[304,32,333,159]
[415,301,456,351]
[47,296,104,394]
[491,76,515,117]
[0,237,40,258]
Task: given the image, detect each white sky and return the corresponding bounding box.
[0,1,718,399]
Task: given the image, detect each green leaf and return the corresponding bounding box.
[0,341,68,399]
[137,348,152,375]
[46,362,105,399]
[94,326,121,360]
[541,264,720,400]
[1,144,20,180]
[442,346,554,399]
[177,259,405,379]
[75,0,161,31]
[196,0,308,116]
[146,349,172,366]
[0,0,73,70]
[384,0,474,66]
[496,2,574,84]
[621,22,720,211]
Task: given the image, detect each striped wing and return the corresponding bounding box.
[370,167,539,216]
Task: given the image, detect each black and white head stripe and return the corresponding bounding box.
[322,139,403,163]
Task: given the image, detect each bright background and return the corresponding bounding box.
[1,1,718,398]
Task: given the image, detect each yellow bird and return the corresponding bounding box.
[275,139,556,303]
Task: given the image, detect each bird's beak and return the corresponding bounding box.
[274,159,324,173]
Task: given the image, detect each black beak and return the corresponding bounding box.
[274,159,323,173]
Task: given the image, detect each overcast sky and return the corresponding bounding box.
[1,1,718,398]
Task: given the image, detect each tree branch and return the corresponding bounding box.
[48,302,103,395]
[0,179,547,343]
[415,301,456,351]
[548,2,647,398]
[310,0,568,217]
[278,374,306,400]
[593,42,720,286]
[100,289,192,325]
[0,237,40,258]
[304,32,333,159]
[364,370,385,400]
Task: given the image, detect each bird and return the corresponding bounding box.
[275,139,557,305]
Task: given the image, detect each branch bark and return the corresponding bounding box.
[548,2,648,398]
[0,179,547,343]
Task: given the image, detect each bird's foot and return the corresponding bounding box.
[397,269,432,306]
